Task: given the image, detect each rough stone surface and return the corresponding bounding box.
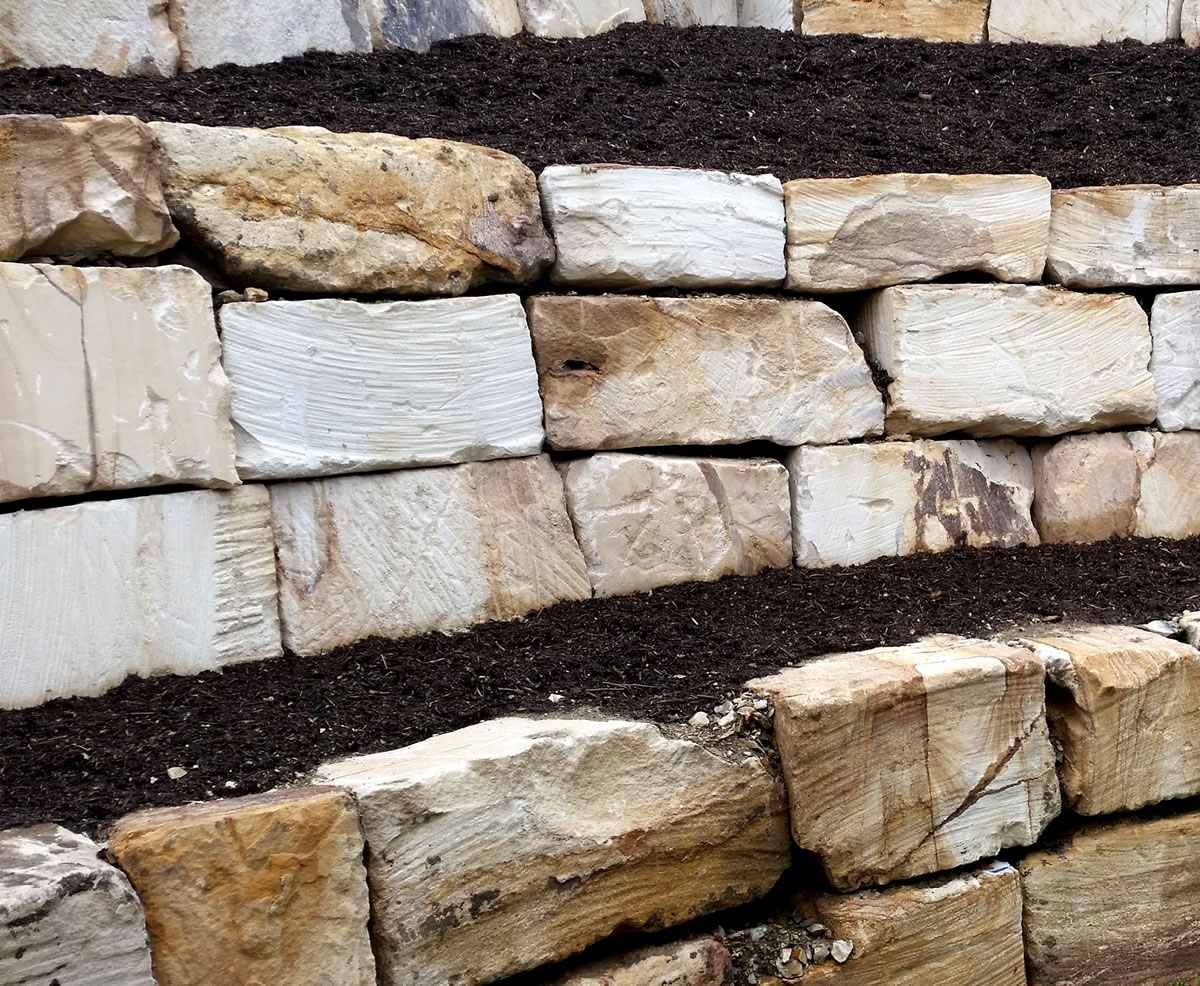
[0,486,281,709]
[546,938,732,986]
[737,0,795,27]
[800,0,989,41]
[1046,185,1200,288]
[560,453,792,597]
[271,455,591,656]
[1186,0,1200,42]
[0,114,177,261]
[1031,430,1200,543]
[989,0,1183,44]
[1016,624,1200,815]
[527,295,882,450]
[783,173,1050,292]
[644,0,738,25]
[1150,291,1200,431]
[540,165,785,289]
[0,262,237,504]
[794,862,1026,985]
[108,788,375,986]
[0,824,156,986]
[365,0,522,50]
[517,0,645,35]
[750,635,1060,891]
[1021,809,1200,986]
[221,295,542,480]
[786,439,1038,568]
[859,283,1156,438]
[151,122,553,296]
[315,717,790,986]
[1183,611,1200,648]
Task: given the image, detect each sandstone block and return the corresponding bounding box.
[783,173,1050,292]
[1183,611,1200,648]
[738,0,795,27]
[540,165,785,289]
[1016,625,1200,815]
[546,938,732,986]
[271,455,590,656]
[1021,809,1200,986]
[0,824,156,985]
[1150,291,1200,431]
[0,262,238,504]
[517,0,645,35]
[800,0,989,41]
[1046,185,1200,288]
[989,0,1182,44]
[108,788,375,986]
[151,122,553,296]
[793,862,1025,986]
[0,486,281,709]
[366,0,522,50]
[1031,430,1200,543]
[1186,0,1200,42]
[315,717,790,986]
[221,295,543,480]
[560,453,792,597]
[786,439,1037,568]
[528,295,882,450]
[750,635,1060,890]
[644,0,738,24]
[859,284,1156,437]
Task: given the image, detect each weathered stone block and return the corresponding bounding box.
[108,788,375,986]
[271,455,591,656]
[540,165,785,289]
[750,635,1060,891]
[365,0,522,50]
[644,0,738,24]
[1021,809,1200,986]
[859,283,1156,437]
[783,173,1050,292]
[546,938,732,986]
[315,717,791,986]
[0,486,281,709]
[528,295,882,450]
[1183,611,1200,648]
[0,824,156,985]
[738,0,795,27]
[151,122,553,296]
[221,295,543,480]
[794,862,1025,985]
[0,262,238,504]
[1031,430,1200,543]
[560,453,792,597]
[517,0,645,35]
[989,0,1182,44]
[800,0,989,41]
[786,439,1038,568]
[1186,0,1200,42]
[1150,291,1200,431]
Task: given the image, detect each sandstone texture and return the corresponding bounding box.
[859,283,1156,438]
[517,0,646,35]
[0,486,281,709]
[151,122,553,295]
[221,294,542,480]
[108,788,375,986]
[546,938,732,986]
[0,114,177,260]
[528,295,882,450]
[1031,430,1200,543]
[0,824,156,985]
[1016,624,1200,815]
[786,439,1038,568]
[1186,0,1200,42]
[1021,809,1200,986]
[737,0,795,27]
[366,0,522,50]
[1046,185,1200,288]
[316,717,790,986]
[540,165,786,289]
[800,0,989,41]
[271,455,590,656]
[0,262,237,504]
[1150,291,1200,431]
[750,635,1060,890]
[560,453,792,597]
[0,0,179,75]
[783,173,1050,292]
[794,862,1026,985]
[1184,611,1200,648]
[644,0,738,24]
[989,0,1182,44]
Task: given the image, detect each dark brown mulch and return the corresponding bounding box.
[1,535,1197,836]
[1,25,1199,186]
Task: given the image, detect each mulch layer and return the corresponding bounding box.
[1,536,1197,836]
[2,25,1200,186]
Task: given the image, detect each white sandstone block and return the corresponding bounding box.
[989,0,1182,44]
[220,295,543,481]
[738,0,795,27]
[517,0,645,35]
[1150,292,1200,431]
[644,0,738,24]
[365,0,522,50]
[1186,0,1200,42]
[540,165,786,289]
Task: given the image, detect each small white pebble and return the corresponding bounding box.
[717,711,737,728]
[224,780,238,789]
[831,940,853,963]
[688,711,710,727]
[167,766,188,781]
[149,776,158,784]
[548,693,566,704]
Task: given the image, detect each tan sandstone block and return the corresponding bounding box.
[800,0,989,41]
[1150,291,1200,431]
[1016,625,1200,815]
[544,938,732,986]
[784,173,1050,292]
[150,122,553,296]
[528,295,881,450]
[750,635,1060,891]
[1021,809,1200,986]
[108,788,375,986]
[1187,0,1200,42]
